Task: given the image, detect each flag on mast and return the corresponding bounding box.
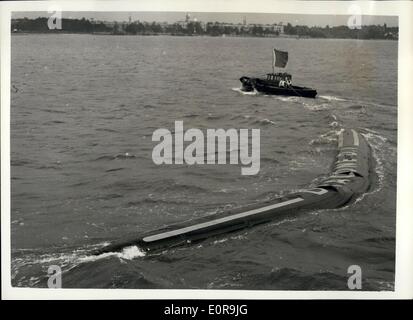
[272,48,288,69]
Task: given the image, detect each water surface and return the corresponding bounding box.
[11,34,397,290]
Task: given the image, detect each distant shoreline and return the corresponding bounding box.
[11,31,398,41]
[11,17,398,41]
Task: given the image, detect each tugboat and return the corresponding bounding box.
[240,49,317,98]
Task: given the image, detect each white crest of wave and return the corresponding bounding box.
[260,118,276,125]
[78,245,146,263]
[338,130,387,207]
[119,246,146,260]
[213,238,228,244]
[329,121,339,128]
[355,131,387,198]
[232,87,258,95]
[275,96,300,102]
[319,95,347,102]
[309,128,344,146]
[303,103,330,111]
[273,217,298,226]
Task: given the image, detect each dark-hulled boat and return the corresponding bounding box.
[240,49,317,98]
[240,74,317,98]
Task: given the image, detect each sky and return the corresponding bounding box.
[12,11,398,27]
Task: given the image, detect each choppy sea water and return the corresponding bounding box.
[11,35,397,290]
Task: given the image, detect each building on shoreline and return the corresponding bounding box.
[11,14,397,40]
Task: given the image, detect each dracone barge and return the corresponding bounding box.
[95,129,370,255]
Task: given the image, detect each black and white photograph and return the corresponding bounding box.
[1,0,413,299]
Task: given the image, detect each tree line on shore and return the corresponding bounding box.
[11,17,398,40]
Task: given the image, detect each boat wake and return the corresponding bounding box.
[274,96,301,103]
[309,128,344,146]
[353,130,387,200]
[303,102,331,111]
[78,245,146,262]
[319,95,347,102]
[232,87,258,95]
[326,128,387,209]
[11,243,146,286]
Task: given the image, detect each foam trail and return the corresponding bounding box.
[319,95,347,102]
[275,96,300,102]
[232,87,258,95]
[338,130,387,207]
[352,131,386,201]
[12,244,146,277]
[79,245,146,262]
[309,128,344,146]
[303,102,330,111]
[256,118,276,125]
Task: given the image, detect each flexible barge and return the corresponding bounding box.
[95,129,370,255]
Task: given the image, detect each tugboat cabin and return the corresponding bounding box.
[266,73,292,87]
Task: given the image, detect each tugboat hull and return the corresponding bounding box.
[240,76,317,98]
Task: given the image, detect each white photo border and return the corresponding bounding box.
[1,0,412,300]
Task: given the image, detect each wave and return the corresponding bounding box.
[303,102,330,111]
[11,243,146,284]
[329,121,339,128]
[95,128,118,133]
[362,127,381,135]
[78,245,146,262]
[274,96,300,103]
[153,182,209,194]
[44,120,65,124]
[323,129,387,209]
[127,197,191,206]
[230,114,252,121]
[375,281,395,291]
[363,236,395,244]
[206,113,222,120]
[182,113,200,118]
[95,152,139,161]
[309,128,344,146]
[261,156,280,165]
[232,87,258,95]
[11,159,32,167]
[39,108,67,114]
[252,118,276,126]
[105,167,124,172]
[319,95,347,102]
[348,104,365,110]
[351,130,387,202]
